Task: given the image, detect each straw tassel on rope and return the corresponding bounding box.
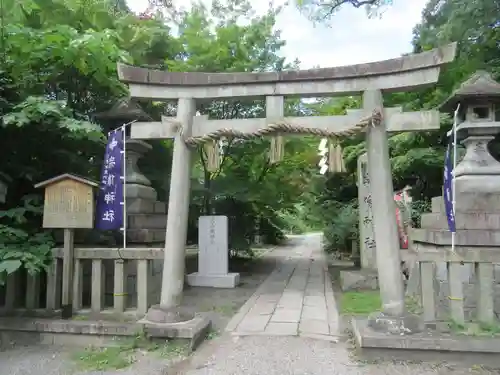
[204,140,220,172]
[328,137,346,173]
[269,134,284,164]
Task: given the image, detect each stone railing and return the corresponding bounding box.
[413,246,500,324]
[0,247,176,318]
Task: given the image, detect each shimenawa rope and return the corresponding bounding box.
[182,109,382,146]
[181,109,383,172]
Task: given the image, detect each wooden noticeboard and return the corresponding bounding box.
[35,173,99,319]
[35,174,99,229]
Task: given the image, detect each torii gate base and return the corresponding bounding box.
[117,43,456,341]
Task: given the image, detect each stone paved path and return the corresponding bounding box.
[225,233,339,341]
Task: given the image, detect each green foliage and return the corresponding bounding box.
[323,200,358,254]
[277,203,322,234]
[410,199,431,228]
[295,0,394,24]
[72,333,188,371]
[340,290,381,315]
[0,196,54,284]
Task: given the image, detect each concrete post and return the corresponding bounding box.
[363,89,405,317]
[159,98,195,308]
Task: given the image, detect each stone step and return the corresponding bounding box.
[127,229,165,243]
[431,193,500,213]
[127,198,166,214]
[411,228,500,246]
[128,214,167,229]
[421,212,500,230]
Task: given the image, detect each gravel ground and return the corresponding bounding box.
[0,345,181,375]
[174,334,500,375]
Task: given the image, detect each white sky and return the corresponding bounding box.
[126,0,428,69]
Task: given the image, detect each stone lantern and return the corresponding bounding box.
[93,97,153,128]
[440,70,500,193]
[411,71,500,322]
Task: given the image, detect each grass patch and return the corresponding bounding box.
[73,345,136,371]
[340,291,381,315]
[155,341,190,359]
[448,320,500,337]
[340,290,423,316]
[206,327,220,340]
[72,332,189,371]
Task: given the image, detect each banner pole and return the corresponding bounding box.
[111,120,136,251]
[451,103,460,253]
[122,124,127,250]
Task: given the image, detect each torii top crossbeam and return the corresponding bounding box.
[117,43,456,100]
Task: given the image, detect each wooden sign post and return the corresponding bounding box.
[35,174,98,319]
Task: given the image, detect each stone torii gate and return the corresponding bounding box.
[116,43,456,332]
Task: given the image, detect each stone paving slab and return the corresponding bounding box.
[226,234,339,341]
[265,322,298,335]
[270,309,301,323]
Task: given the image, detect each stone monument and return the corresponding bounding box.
[358,152,377,270]
[340,154,414,291]
[187,215,240,288]
[339,153,379,291]
[412,70,500,321]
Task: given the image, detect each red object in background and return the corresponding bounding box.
[138,4,154,20]
[394,192,409,249]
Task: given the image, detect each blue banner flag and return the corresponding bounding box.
[443,137,456,233]
[95,128,124,230]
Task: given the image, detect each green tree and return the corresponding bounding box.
[163,0,320,250]
[294,0,394,23]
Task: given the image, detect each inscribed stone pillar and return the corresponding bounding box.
[160,98,195,309]
[364,90,405,317]
[357,153,377,269]
[187,216,240,288]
